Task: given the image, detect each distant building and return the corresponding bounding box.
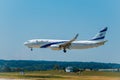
[85,69,91,71]
[99,69,120,72]
[20,71,25,75]
[65,66,83,73]
[65,66,73,72]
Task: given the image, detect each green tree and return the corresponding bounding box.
[53,64,59,70]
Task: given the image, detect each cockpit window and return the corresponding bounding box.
[27,40,30,42]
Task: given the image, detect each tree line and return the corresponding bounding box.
[0,60,119,72]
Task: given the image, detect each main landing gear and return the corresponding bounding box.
[63,48,67,53]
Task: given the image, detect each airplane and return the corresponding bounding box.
[24,27,108,53]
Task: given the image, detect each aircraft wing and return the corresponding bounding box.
[59,34,79,52]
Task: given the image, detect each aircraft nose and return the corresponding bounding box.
[24,42,28,46]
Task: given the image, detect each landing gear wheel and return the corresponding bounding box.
[63,49,67,53]
[31,48,33,51]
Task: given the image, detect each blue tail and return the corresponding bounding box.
[91,27,108,40]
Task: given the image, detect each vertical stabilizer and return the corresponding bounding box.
[91,27,108,40]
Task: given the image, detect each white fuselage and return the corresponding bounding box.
[24,27,108,52]
[24,39,107,50]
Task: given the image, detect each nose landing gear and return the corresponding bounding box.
[31,48,33,51]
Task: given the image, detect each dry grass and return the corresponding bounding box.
[0,70,120,80]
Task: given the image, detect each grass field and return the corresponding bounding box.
[0,70,120,80]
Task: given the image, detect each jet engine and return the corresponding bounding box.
[50,45,61,50]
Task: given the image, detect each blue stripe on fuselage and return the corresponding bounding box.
[40,41,65,48]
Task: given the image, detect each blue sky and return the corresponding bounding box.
[0,0,120,63]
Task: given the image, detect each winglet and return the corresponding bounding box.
[74,34,79,40]
[66,34,79,43]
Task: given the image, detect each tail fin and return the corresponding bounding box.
[91,27,108,40]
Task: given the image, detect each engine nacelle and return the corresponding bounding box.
[50,45,61,50]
